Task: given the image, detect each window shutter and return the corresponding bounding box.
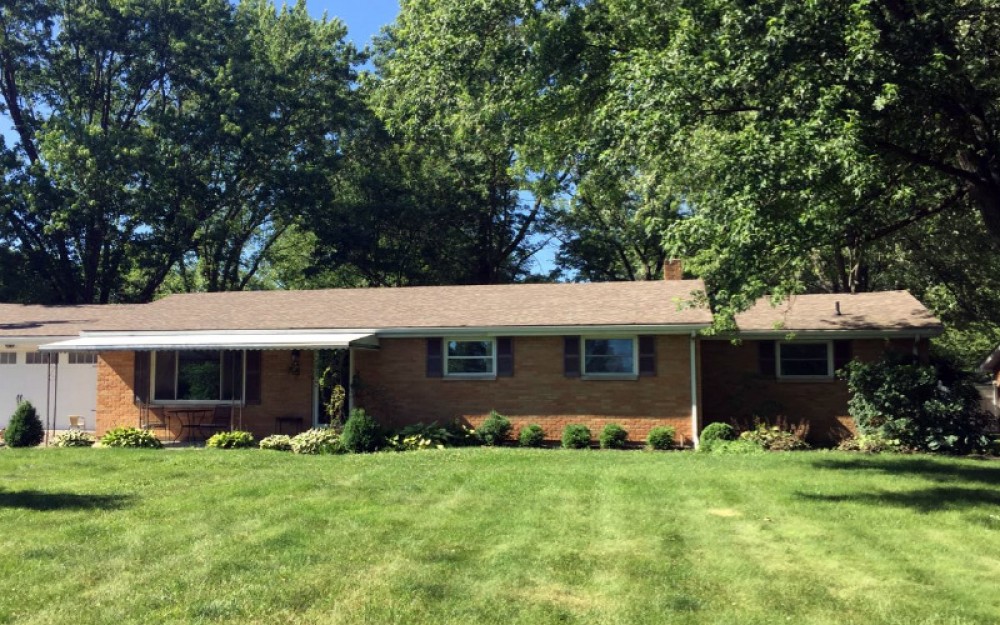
[222,351,244,401]
[496,337,514,377]
[564,336,581,377]
[154,351,177,401]
[758,341,777,378]
[833,340,853,372]
[133,352,151,404]
[638,336,657,376]
[245,350,262,404]
[426,338,443,378]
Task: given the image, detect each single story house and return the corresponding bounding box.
[11,278,941,445]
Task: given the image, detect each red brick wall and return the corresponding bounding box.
[96,350,315,441]
[353,335,696,445]
[700,337,929,444]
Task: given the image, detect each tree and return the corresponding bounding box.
[0,0,359,303]
[5,400,43,447]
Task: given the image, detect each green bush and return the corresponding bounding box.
[340,409,384,453]
[561,424,591,449]
[519,424,545,447]
[5,401,44,448]
[740,423,810,451]
[646,426,677,451]
[100,427,162,449]
[836,434,906,454]
[699,422,736,452]
[206,430,255,449]
[478,410,512,446]
[52,430,96,447]
[290,428,342,454]
[441,420,481,446]
[842,354,991,453]
[386,433,440,452]
[710,439,765,455]
[259,434,293,451]
[599,423,628,449]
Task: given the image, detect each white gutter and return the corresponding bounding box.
[701,328,943,340]
[40,331,379,352]
[690,331,699,449]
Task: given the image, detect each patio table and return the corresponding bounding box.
[166,408,215,443]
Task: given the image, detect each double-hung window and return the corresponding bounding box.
[582,338,637,377]
[0,352,15,365]
[777,342,833,379]
[153,350,245,402]
[445,339,495,377]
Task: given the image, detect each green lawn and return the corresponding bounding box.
[1,449,999,625]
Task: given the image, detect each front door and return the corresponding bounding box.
[314,349,350,427]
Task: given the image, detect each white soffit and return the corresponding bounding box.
[39,331,378,352]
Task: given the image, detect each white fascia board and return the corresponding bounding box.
[702,328,943,340]
[40,330,379,352]
[0,336,78,347]
[374,324,712,338]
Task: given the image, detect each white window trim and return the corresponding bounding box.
[581,336,639,380]
[150,350,247,405]
[776,340,834,380]
[444,337,497,379]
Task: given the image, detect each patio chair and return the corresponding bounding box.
[199,405,233,439]
[68,415,84,430]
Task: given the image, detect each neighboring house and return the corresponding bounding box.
[0,304,107,430]
[21,278,942,445]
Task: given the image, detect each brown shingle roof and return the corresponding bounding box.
[734,291,942,333]
[0,304,116,337]
[91,280,712,332]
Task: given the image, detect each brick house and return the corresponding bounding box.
[25,280,941,446]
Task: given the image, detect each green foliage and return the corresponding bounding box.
[52,430,96,448]
[100,427,162,449]
[386,434,440,452]
[842,355,991,454]
[707,439,766,455]
[289,428,342,455]
[518,424,545,448]
[646,426,677,451]
[259,435,293,451]
[477,411,512,446]
[699,423,736,452]
[836,434,906,454]
[561,424,592,450]
[206,431,255,449]
[599,423,629,449]
[739,424,810,452]
[340,409,384,453]
[4,401,44,448]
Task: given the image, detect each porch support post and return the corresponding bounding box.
[689,332,699,448]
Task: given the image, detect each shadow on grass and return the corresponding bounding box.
[810,456,1000,486]
[0,489,131,511]
[798,486,1000,513]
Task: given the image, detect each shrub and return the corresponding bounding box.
[259,434,293,451]
[599,423,629,449]
[646,426,676,451]
[842,354,991,453]
[519,424,545,447]
[290,428,342,455]
[340,409,384,453]
[52,430,96,447]
[699,422,736,451]
[740,422,810,451]
[710,439,765,455]
[386,434,440,452]
[206,430,255,449]
[836,434,906,454]
[100,427,162,449]
[561,424,591,449]
[478,410,512,446]
[441,420,481,447]
[5,401,44,448]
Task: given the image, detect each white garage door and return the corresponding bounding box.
[0,348,98,430]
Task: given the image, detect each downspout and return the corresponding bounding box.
[690,331,699,448]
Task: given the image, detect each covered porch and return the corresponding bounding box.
[41,330,378,442]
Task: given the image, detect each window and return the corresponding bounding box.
[0,352,15,365]
[583,338,636,376]
[67,352,98,365]
[153,350,245,402]
[445,339,495,376]
[777,342,832,378]
[25,351,55,365]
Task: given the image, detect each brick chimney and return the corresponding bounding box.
[662,259,684,281]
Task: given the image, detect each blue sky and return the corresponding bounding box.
[309,1,400,46]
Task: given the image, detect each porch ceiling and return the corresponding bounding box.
[38,331,378,352]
